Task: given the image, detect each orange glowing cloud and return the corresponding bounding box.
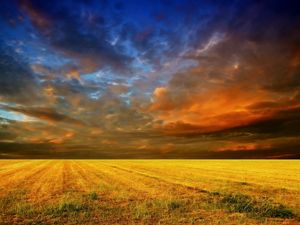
[217,143,272,152]
[66,68,81,80]
[148,30,300,136]
[150,82,280,134]
[150,70,300,135]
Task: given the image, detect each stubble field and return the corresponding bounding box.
[0,160,299,224]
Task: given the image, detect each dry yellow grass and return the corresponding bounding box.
[0,160,299,224]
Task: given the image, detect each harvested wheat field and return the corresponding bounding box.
[0,160,299,225]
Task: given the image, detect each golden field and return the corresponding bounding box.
[0,160,299,225]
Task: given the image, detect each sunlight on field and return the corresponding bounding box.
[0,160,299,224]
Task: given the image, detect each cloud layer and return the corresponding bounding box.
[0,0,299,158]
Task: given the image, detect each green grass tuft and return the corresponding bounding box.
[167,201,181,210]
[258,202,294,218]
[132,204,151,219]
[220,193,295,219]
[221,194,254,213]
[45,201,88,216]
[13,203,34,216]
[88,192,99,200]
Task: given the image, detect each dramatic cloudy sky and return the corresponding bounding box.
[0,0,300,158]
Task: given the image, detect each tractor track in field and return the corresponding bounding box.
[11,161,53,188]
[70,161,106,191]
[27,161,65,202]
[80,161,152,198]
[102,164,211,197]
[0,161,53,192]
[0,160,26,169]
[0,160,40,179]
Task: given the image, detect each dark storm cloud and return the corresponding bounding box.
[161,106,300,138]
[0,140,165,159]
[17,0,212,72]
[211,146,300,159]
[0,43,40,104]
[0,142,54,158]
[18,0,133,74]
[0,131,17,141]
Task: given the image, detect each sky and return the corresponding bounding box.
[0,0,300,159]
